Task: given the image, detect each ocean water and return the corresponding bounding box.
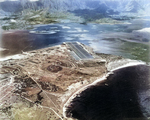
[1,22,150,62]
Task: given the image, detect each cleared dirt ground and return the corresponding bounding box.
[0,43,125,120]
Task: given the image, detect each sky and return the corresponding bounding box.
[0,0,39,2]
[0,0,143,1]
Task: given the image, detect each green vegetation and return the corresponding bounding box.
[93,18,123,24]
[122,42,149,63]
[1,9,82,30]
[1,106,12,117]
[2,22,31,30]
[22,9,57,24]
[0,100,59,120]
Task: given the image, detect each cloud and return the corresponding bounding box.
[0,0,18,1]
[29,0,39,1]
[0,0,39,2]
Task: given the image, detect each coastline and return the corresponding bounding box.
[0,43,148,120]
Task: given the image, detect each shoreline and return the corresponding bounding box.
[0,43,148,120]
